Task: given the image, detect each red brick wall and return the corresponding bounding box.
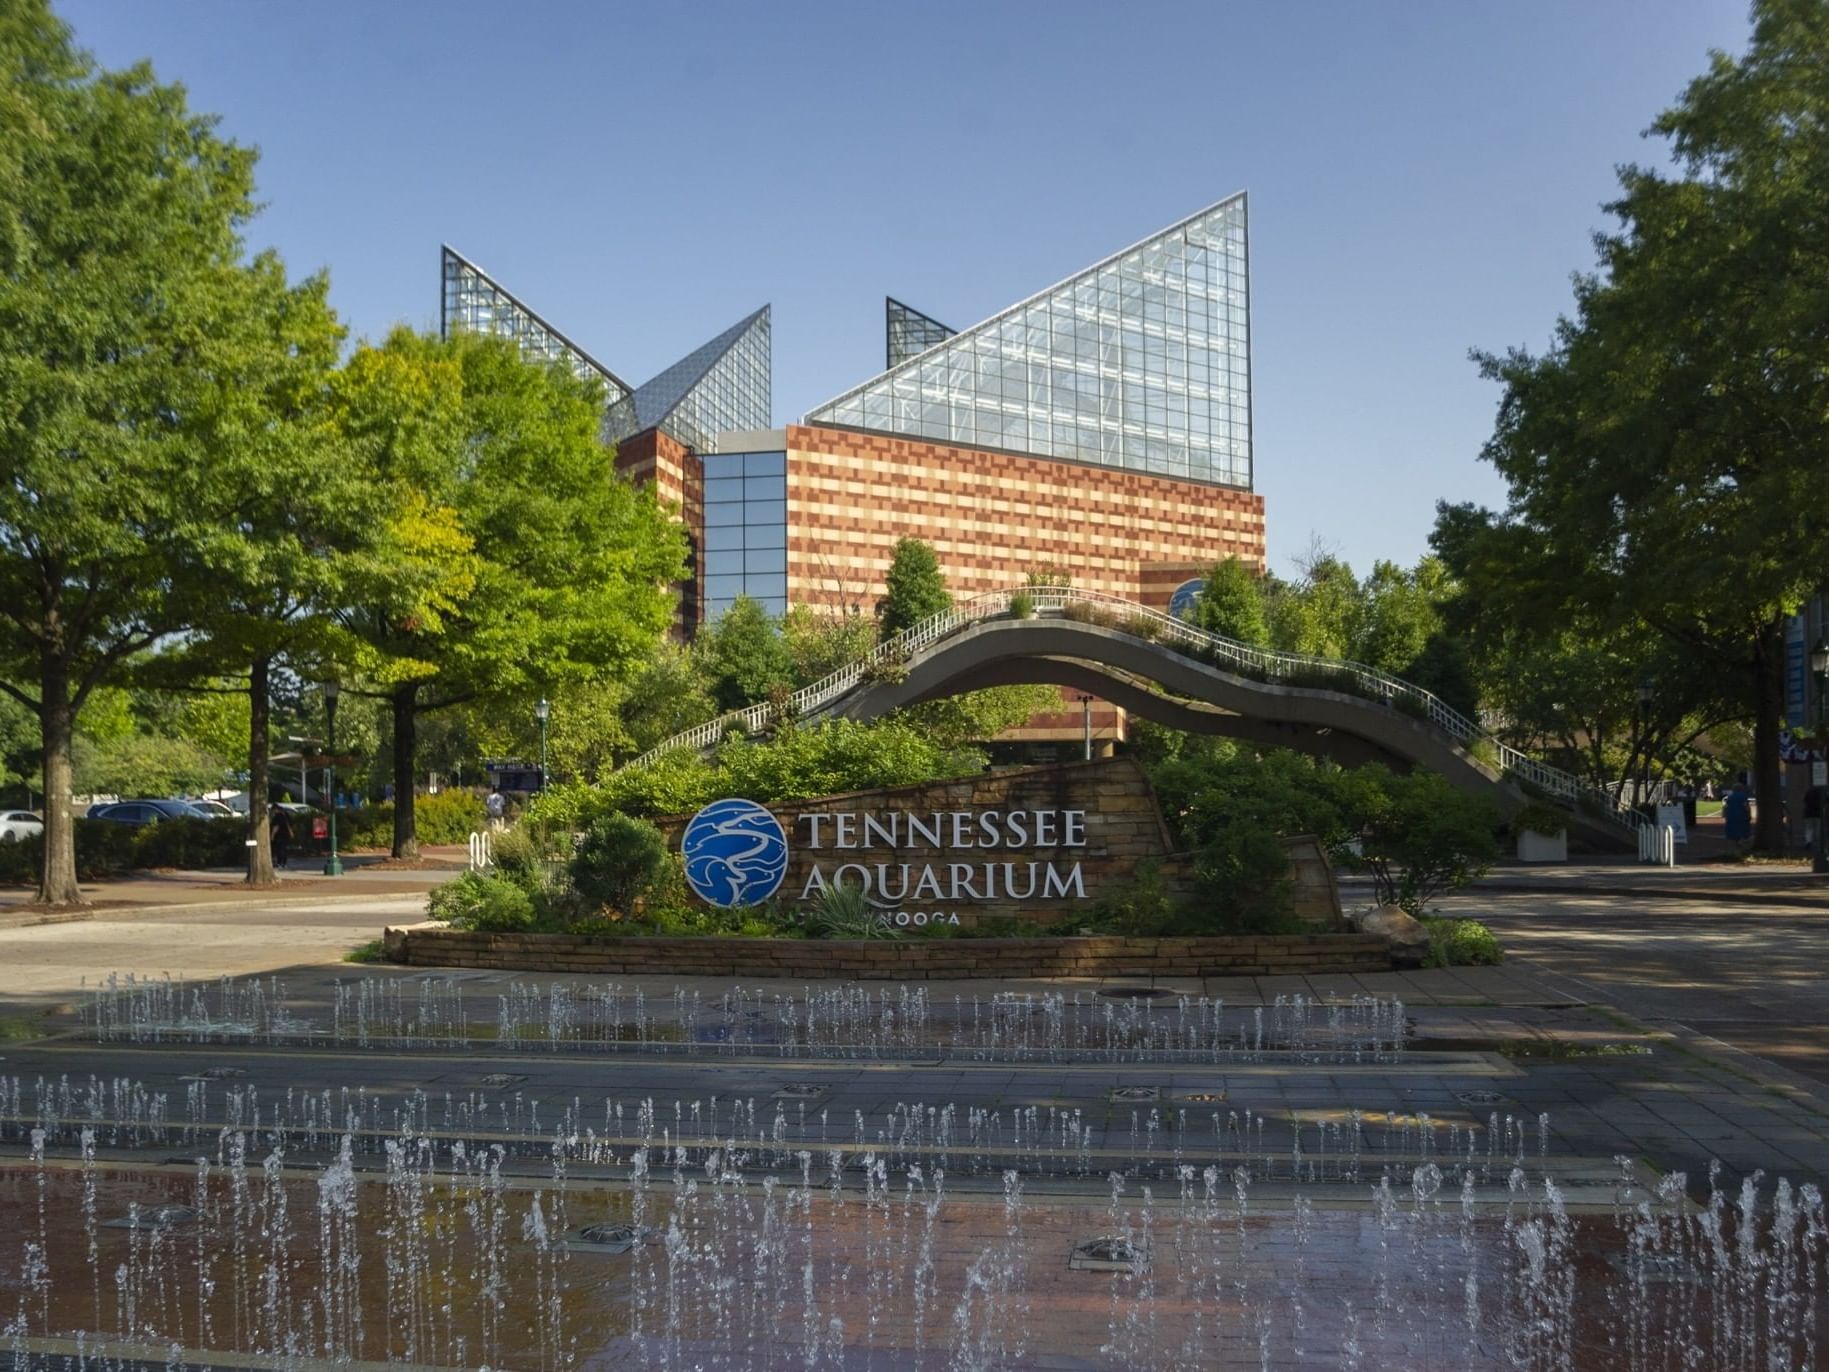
[615,427,702,631]
[783,423,1265,610]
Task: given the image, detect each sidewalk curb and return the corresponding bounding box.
[0,888,437,922]
[0,910,94,930]
[1467,881,1829,909]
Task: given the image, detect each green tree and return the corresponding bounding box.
[900,687,1065,749]
[0,9,327,902]
[1465,0,1829,848]
[782,604,875,687]
[877,537,951,639]
[621,643,718,754]
[335,328,685,857]
[1192,557,1268,645]
[697,596,792,712]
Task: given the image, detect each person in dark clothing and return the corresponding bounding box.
[270,808,293,870]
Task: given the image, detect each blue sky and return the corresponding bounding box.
[61,0,1748,577]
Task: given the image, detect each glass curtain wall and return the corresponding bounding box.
[809,194,1251,488]
[604,307,772,454]
[701,451,788,618]
[886,298,957,369]
[440,247,632,406]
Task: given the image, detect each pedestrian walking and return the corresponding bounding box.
[1723,781,1753,850]
[270,807,293,870]
[485,786,507,833]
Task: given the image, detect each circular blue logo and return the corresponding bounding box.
[1168,578,1207,621]
[681,798,788,907]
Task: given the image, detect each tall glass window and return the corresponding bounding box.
[701,451,787,619]
[808,194,1252,489]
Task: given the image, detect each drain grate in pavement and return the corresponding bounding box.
[1070,1236,1149,1273]
[180,1067,247,1081]
[1176,1091,1227,1104]
[773,1084,829,1103]
[1109,1085,1163,1103]
[478,1073,526,1089]
[1455,1089,1509,1109]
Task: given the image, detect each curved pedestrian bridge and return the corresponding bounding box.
[627,588,1642,850]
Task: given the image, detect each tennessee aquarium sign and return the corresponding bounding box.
[679,797,1089,926]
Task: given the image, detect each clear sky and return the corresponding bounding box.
[59,0,1749,578]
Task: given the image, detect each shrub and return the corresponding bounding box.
[1008,590,1035,619]
[1195,821,1297,930]
[490,824,573,902]
[1509,801,1570,838]
[1345,768,1500,915]
[1420,917,1504,967]
[570,813,670,915]
[0,818,246,885]
[427,872,537,931]
[807,880,900,940]
[1088,860,1182,935]
[341,791,484,849]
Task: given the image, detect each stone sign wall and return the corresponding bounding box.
[655,757,1343,930]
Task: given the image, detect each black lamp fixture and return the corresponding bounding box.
[535,696,550,792]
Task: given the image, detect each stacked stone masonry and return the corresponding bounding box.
[387,929,1394,978]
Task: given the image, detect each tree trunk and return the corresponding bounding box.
[1752,614,1786,852]
[246,655,274,886]
[35,653,82,907]
[391,683,419,860]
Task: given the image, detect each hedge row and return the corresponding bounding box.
[339,791,486,849]
[0,817,251,884]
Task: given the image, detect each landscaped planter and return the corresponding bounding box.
[384,925,1396,978]
[1515,828,1568,863]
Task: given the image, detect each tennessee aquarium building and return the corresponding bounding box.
[440,194,1264,752]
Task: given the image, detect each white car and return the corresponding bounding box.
[0,811,42,842]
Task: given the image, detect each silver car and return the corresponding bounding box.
[0,811,43,842]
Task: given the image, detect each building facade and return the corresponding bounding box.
[441,193,1266,745]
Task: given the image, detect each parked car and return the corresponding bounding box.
[0,811,41,843]
[87,799,223,826]
[183,799,239,820]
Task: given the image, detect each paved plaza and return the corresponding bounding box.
[0,865,1823,1365]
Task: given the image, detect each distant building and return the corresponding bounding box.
[441,194,1266,750]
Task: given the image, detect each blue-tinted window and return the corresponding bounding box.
[703,524,744,552]
[693,450,791,626]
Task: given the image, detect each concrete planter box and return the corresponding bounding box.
[1515,828,1568,863]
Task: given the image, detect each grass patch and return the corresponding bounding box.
[1418,916,1504,967]
[343,938,387,964]
[0,1015,54,1042]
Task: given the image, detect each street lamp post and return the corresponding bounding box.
[322,680,343,877]
[1812,640,1829,875]
[535,697,550,793]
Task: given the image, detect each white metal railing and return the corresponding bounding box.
[467,829,492,872]
[622,587,1649,835]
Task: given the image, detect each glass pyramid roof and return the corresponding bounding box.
[440,246,632,405]
[603,306,772,453]
[885,297,956,369]
[809,194,1251,488]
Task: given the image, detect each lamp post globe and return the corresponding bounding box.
[535,697,550,794]
[322,679,343,877]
